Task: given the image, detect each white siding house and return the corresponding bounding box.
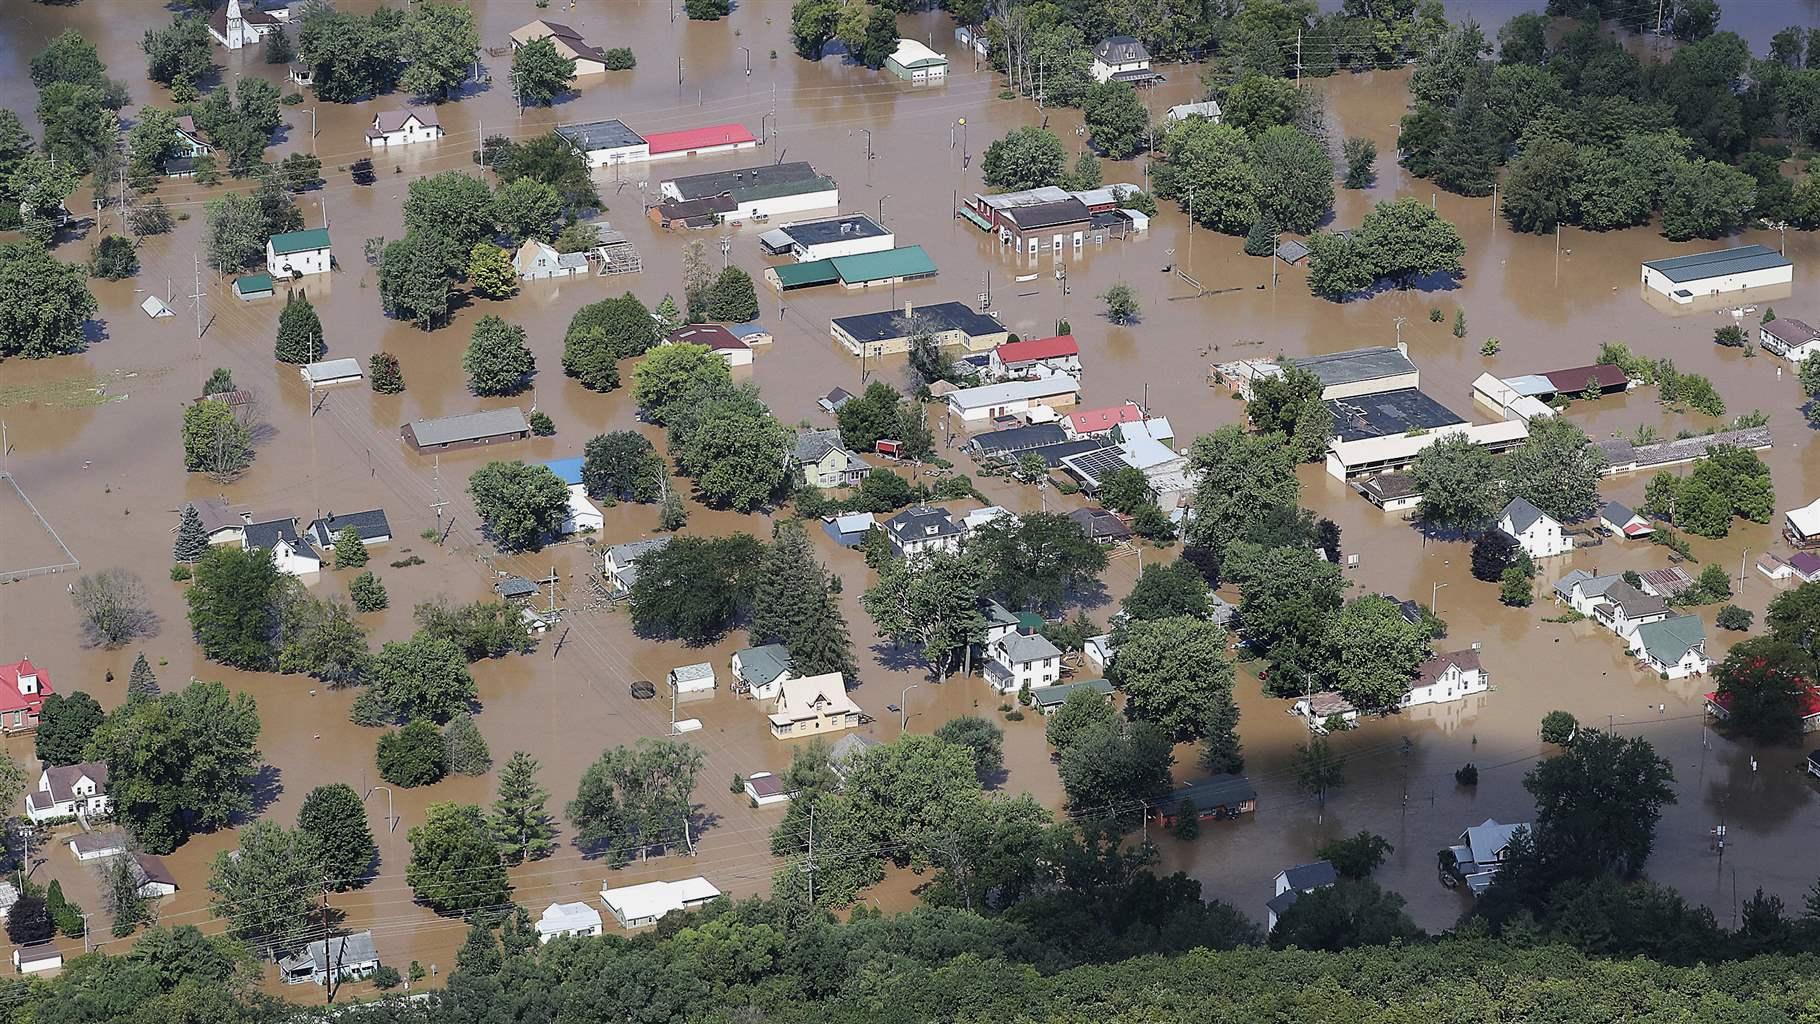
[1089,36,1151,82]
[1634,615,1711,679]
[267,228,332,278]
[1760,317,1820,361]
[25,762,109,823]
[1498,497,1572,559]
[1401,650,1489,709]
[537,902,603,943]
[945,375,1080,423]
[367,108,444,147]
[984,632,1062,694]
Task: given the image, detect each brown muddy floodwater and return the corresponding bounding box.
[3,0,1820,999]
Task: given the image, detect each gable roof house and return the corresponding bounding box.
[280,931,381,986]
[767,673,862,739]
[402,408,532,452]
[306,510,393,549]
[209,0,279,49]
[1446,819,1530,895]
[367,108,443,147]
[667,323,754,367]
[1760,317,1820,361]
[984,631,1063,694]
[0,659,53,735]
[603,536,671,593]
[883,507,965,557]
[541,458,606,535]
[537,901,604,943]
[1146,774,1257,827]
[1032,678,1115,714]
[1402,650,1488,709]
[1064,402,1145,439]
[1553,569,1624,615]
[131,854,179,898]
[945,375,1081,424]
[1069,507,1133,543]
[267,227,332,278]
[990,335,1081,381]
[1592,581,1670,642]
[182,498,249,547]
[1090,36,1156,83]
[1634,615,1711,679]
[660,161,836,226]
[1268,860,1337,932]
[1498,497,1574,559]
[515,239,589,281]
[1600,500,1653,538]
[731,644,794,701]
[599,877,722,929]
[1787,497,1820,548]
[793,430,869,489]
[244,517,322,577]
[510,19,610,74]
[25,761,108,823]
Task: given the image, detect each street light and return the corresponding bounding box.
[850,128,873,160]
[365,785,395,834]
[878,194,891,225]
[900,683,921,729]
[738,45,751,76]
[1431,581,1448,614]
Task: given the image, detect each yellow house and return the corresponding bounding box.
[768,673,862,739]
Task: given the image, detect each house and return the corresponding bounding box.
[728,323,772,347]
[366,108,443,147]
[209,0,279,49]
[1166,100,1222,123]
[1147,775,1257,827]
[886,38,948,82]
[1636,567,1694,600]
[1593,581,1670,641]
[1293,691,1359,734]
[1498,497,1573,559]
[1553,570,1624,615]
[667,663,715,695]
[167,115,212,174]
[945,375,1080,424]
[1758,553,1796,581]
[667,324,753,367]
[792,430,868,489]
[968,423,1068,459]
[279,931,380,985]
[13,944,61,975]
[233,273,274,301]
[244,518,322,576]
[1360,473,1421,512]
[541,458,606,535]
[25,762,109,823]
[760,214,893,262]
[1641,244,1792,304]
[768,673,862,738]
[1090,36,1154,83]
[1635,615,1711,679]
[985,631,1063,694]
[1792,552,1820,582]
[181,498,248,547]
[305,510,393,550]
[1032,678,1114,714]
[132,854,179,898]
[1267,861,1337,932]
[1787,497,1820,547]
[599,877,722,929]
[1597,426,1772,476]
[660,162,836,225]
[1064,403,1144,439]
[1707,686,1820,732]
[743,771,792,806]
[536,902,603,943]
[831,301,1008,357]
[828,733,882,779]
[732,644,794,700]
[402,408,532,452]
[992,197,1095,255]
[1759,317,1820,361]
[1068,507,1133,543]
[69,831,129,862]
[515,239,589,281]
[644,124,760,161]
[981,599,1022,646]
[603,536,671,593]
[1600,500,1653,538]
[819,387,855,414]
[823,511,875,547]
[765,247,937,292]
[1402,650,1488,709]
[963,506,1017,533]
[267,228,332,278]
[300,358,363,388]
[510,20,610,75]
[494,576,538,601]
[883,507,965,557]
[990,335,1081,380]
[556,119,650,166]
[1445,819,1530,895]
[0,659,53,734]
[1296,344,1420,400]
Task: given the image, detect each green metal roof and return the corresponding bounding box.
[268,228,331,255]
[769,260,842,289]
[732,175,837,204]
[829,245,937,283]
[234,272,274,294]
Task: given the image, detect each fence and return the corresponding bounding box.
[0,472,80,581]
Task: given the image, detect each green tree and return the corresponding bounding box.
[969,513,1109,614]
[349,571,388,612]
[0,242,96,358]
[1500,564,1533,605]
[1156,119,1258,232]
[207,821,323,956]
[1100,282,1139,324]
[101,854,152,938]
[398,1,479,100]
[863,549,988,676]
[1327,595,1431,710]
[1710,637,1811,743]
[1245,364,1332,461]
[126,653,158,701]
[981,126,1069,190]
[369,352,405,394]
[1524,728,1674,878]
[491,751,556,864]
[1057,720,1174,822]
[467,461,570,550]
[629,534,764,643]
[1293,736,1345,806]
[44,880,81,938]
[1358,197,1466,287]
[1342,136,1377,188]
[836,380,905,451]
[1502,416,1605,520]
[296,782,376,890]
[332,527,368,570]
[377,719,448,786]
[279,152,321,192]
[173,506,209,565]
[4,891,50,946]
[1412,433,1503,530]
[274,290,325,364]
[1243,212,1278,257]
[379,231,453,328]
[443,712,492,775]
[1122,561,1211,621]
[563,293,657,391]
[582,431,664,503]
[275,595,370,687]
[634,341,733,422]
[370,631,476,724]
[462,315,535,396]
[705,265,760,322]
[36,691,104,766]
[1066,151,1103,192]
[1252,126,1334,233]
[1221,73,1304,133]
[1317,831,1394,878]
[1098,465,1153,514]
[934,716,1006,783]
[1539,709,1578,745]
[1660,159,1756,241]
[1045,685,1119,750]
[750,520,822,646]
[791,0,842,58]
[90,235,138,280]
[1269,878,1422,950]
[675,386,791,511]
[490,176,562,244]
[1108,616,1239,746]
[1306,229,1376,298]
[567,739,704,863]
[511,37,575,106]
[1716,604,1753,631]
[466,242,518,299]
[1501,137,1579,233]
[407,802,509,915]
[1184,425,1301,557]
[185,546,283,668]
[403,171,494,270]
[1083,82,1149,159]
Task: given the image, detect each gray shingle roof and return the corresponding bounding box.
[995,631,1061,665]
[1599,581,1666,617]
[1092,35,1149,64]
[245,518,319,561]
[1280,860,1338,890]
[794,429,843,463]
[1501,497,1549,535]
[885,506,962,539]
[1294,346,1417,387]
[307,509,391,546]
[405,408,530,447]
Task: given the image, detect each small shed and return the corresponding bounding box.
[536,901,603,943]
[495,575,539,601]
[667,662,715,694]
[140,295,175,318]
[1275,239,1310,265]
[743,771,792,806]
[300,358,363,387]
[13,944,61,974]
[234,273,275,300]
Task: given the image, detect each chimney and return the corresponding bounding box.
[1397,340,1408,357]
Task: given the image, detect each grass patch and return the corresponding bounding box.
[0,375,130,408]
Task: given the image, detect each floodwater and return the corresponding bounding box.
[3,0,1820,998]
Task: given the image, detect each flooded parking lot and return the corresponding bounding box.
[3,0,1820,997]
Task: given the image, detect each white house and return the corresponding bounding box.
[1759,317,1820,361]
[882,507,965,557]
[244,518,322,576]
[1401,650,1488,709]
[1292,691,1359,734]
[542,458,605,535]
[536,902,603,943]
[299,358,363,388]
[604,536,671,593]
[1641,244,1792,303]
[1266,860,1336,932]
[599,877,722,929]
[667,324,754,367]
[989,335,1081,380]
[510,19,611,74]
[267,228,332,278]
[1634,615,1711,679]
[1447,819,1530,895]
[945,374,1080,424]
[767,673,862,739]
[1166,100,1222,123]
[1552,569,1624,615]
[515,239,589,281]
[667,663,715,695]
[1599,500,1653,539]
[1084,633,1117,671]
[1089,36,1152,83]
[984,632,1062,694]
[1593,581,1670,642]
[280,931,380,986]
[25,762,109,823]
[367,108,444,147]
[732,644,794,701]
[0,881,17,921]
[743,771,793,806]
[208,0,279,50]
[981,599,1022,646]
[132,854,179,898]
[1498,497,1573,559]
[305,510,393,550]
[759,215,893,263]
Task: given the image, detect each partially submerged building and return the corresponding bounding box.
[830,301,1007,357]
[1641,244,1791,304]
[401,408,532,453]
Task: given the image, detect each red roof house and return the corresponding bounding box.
[1706,686,1820,732]
[643,124,758,157]
[1065,402,1144,438]
[0,659,54,732]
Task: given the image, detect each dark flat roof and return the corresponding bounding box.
[1295,346,1417,387]
[967,422,1067,454]
[556,119,645,152]
[833,301,1003,343]
[781,214,888,247]
[666,162,818,201]
[1003,198,1092,230]
[1326,388,1466,441]
[1155,774,1257,810]
[1643,244,1790,282]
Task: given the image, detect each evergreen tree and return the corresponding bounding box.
[126,652,158,701]
[443,713,492,775]
[705,265,760,323]
[789,583,858,679]
[653,294,681,333]
[369,352,405,394]
[750,522,819,645]
[172,505,208,562]
[350,571,389,612]
[1243,212,1278,257]
[274,290,325,364]
[334,527,369,569]
[45,880,83,938]
[203,367,234,396]
[490,751,556,864]
[659,491,688,531]
[1432,91,1500,197]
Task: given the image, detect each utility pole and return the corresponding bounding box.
[189,254,205,353]
[1296,29,1303,81]
[678,57,684,86]
[803,809,817,906]
[81,913,92,953]
[321,874,338,1003]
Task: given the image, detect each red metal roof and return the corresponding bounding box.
[1542,363,1627,394]
[995,334,1079,364]
[668,324,745,350]
[1067,402,1143,435]
[643,124,756,155]
[0,659,52,716]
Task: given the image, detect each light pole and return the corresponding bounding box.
[900,683,920,729]
[365,785,395,834]
[959,118,968,166]
[760,112,773,144]
[738,46,751,76]
[1431,581,1448,614]
[878,194,891,225]
[851,128,872,160]
[307,108,316,155]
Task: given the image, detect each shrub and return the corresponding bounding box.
[377,719,447,786]
[1716,604,1753,631]
[529,410,555,436]
[1540,710,1577,745]
[350,571,389,611]
[169,564,192,582]
[604,47,636,70]
[1454,763,1479,786]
